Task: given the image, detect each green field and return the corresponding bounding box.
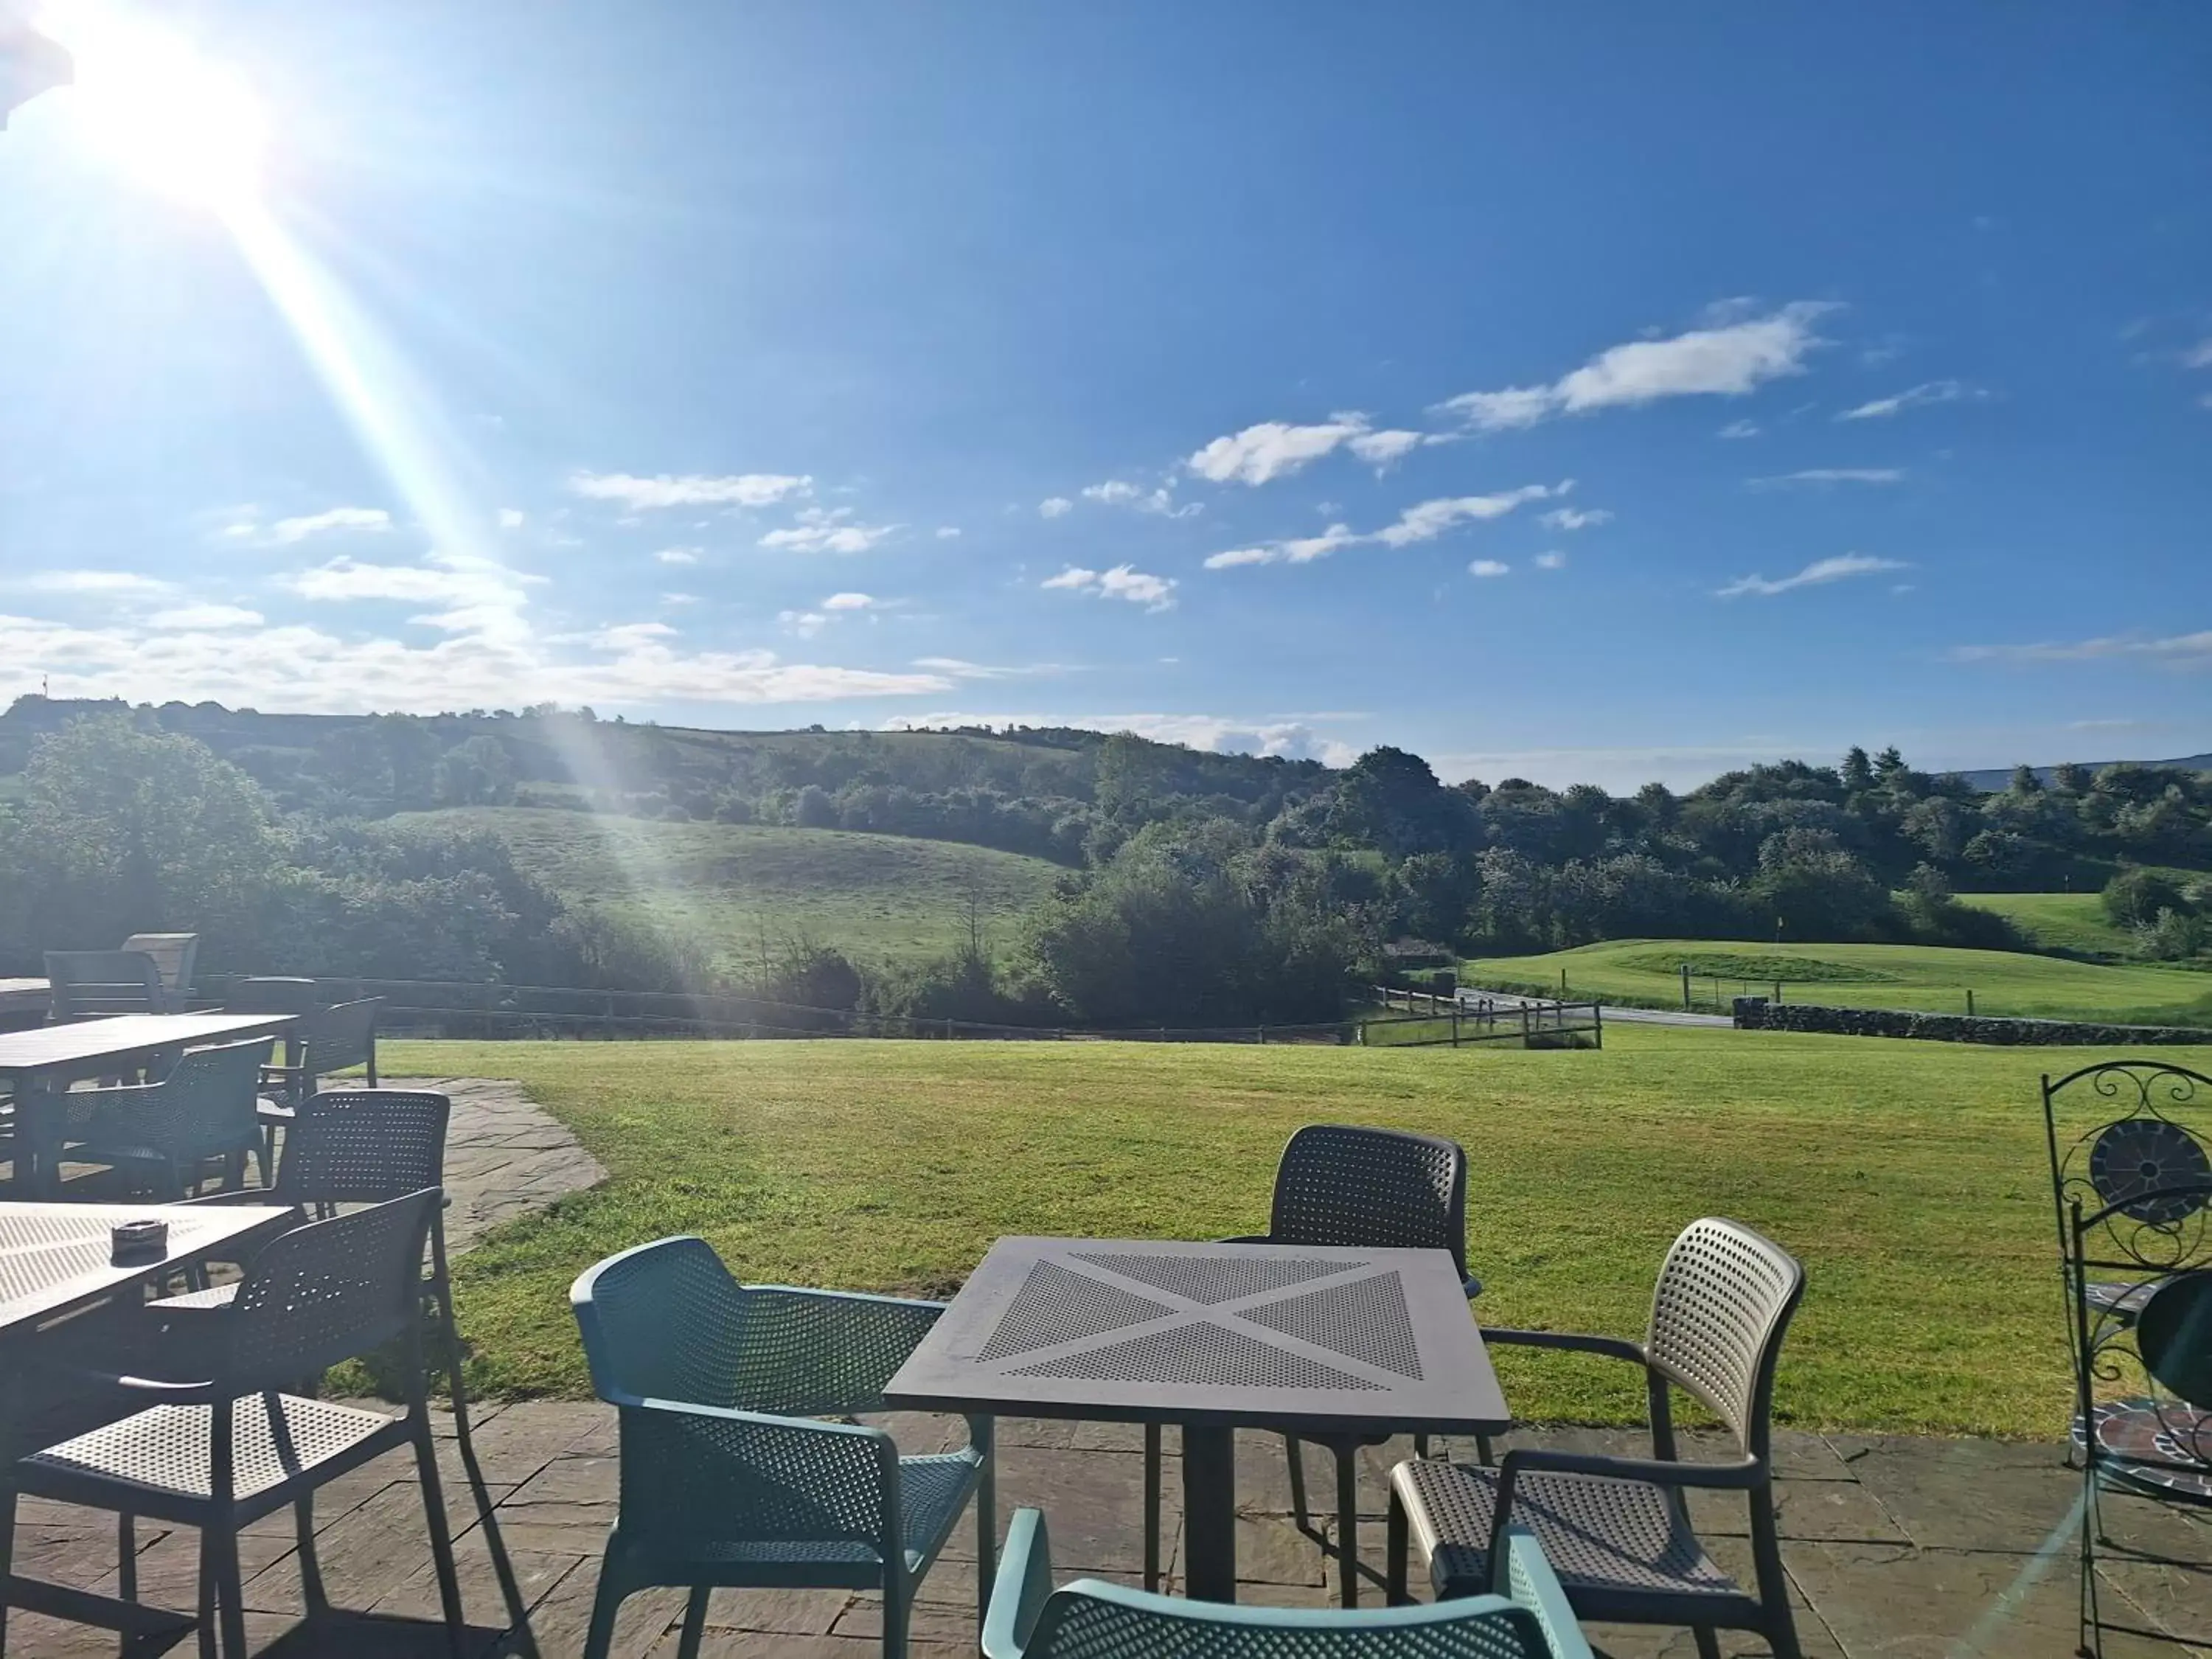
[1956,890,2137,957]
[1465,936,2211,1024]
[398,1024,2212,1439]
[389,807,1062,969]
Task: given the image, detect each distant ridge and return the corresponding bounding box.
[1952,754,2212,792]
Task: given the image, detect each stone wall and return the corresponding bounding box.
[1731,997,2212,1046]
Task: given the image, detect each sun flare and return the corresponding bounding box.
[39,4,264,210]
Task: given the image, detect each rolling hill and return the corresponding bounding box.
[389,807,1063,970]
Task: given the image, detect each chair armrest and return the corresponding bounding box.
[1217,1234,1273,1245]
[616,1395,900,1548]
[1492,1526,1593,1659]
[981,1507,1057,1659]
[1480,1327,1646,1366]
[740,1286,946,1411]
[1497,1444,1762,1491]
[48,1367,226,1407]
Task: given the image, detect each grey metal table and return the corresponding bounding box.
[0,1199,294,1653]
[0,1012,298,1196]
[884,1235,1510,1602]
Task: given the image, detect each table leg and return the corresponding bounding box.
[1180,1425,1237,1602]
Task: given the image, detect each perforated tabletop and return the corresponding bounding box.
[886,1235,1507,1436]
[0,1200,292,1335]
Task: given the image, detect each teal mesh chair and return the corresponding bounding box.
[984,1506,1591,1659]
[62,1037,274,1197]
[570,1237,994,1659]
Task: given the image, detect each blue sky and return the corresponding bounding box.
[2,1,2208,789]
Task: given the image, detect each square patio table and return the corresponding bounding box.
[883,1235,1509,1601]
[0,1198,294,1652]
[0,1012,299,1196]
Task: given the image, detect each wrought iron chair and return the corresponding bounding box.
[2043,1061,2212,1658]
[1387,1217,1805,1659]
[571,1235,993,1659]
[1142,1122,1481,1606]
[13,1190,465,1659]
[60,1037,273,1198]
[985,1506,1592,1659]
[250,995,382,1181]
[119,932,199,1011]
[44,949,165,1022]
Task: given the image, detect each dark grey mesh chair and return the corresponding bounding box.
[15,1191,465,1658]
[1142,1123,1480,1606]
[1386,1217,1805,1659]
[62,1037,274,1197]
[45,949,166,1022]
[250,996,382,1180]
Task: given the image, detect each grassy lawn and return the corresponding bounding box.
[1957,890,2136,957]
[389,807,1062,969]
[389,1024,2212,1440]
[1464,936,2211,1024]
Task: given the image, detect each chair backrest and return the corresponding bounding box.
[275,1088,450,1205]
[66,1037,274,1156]
[119,933,198,1004]
[45,950,164,1020]
[1642,1217,1804,1459]
[225,1189,442,1391]
[302,997,381,1077]
[1020,1584,1562,1658]
[571,1235,751,1408]
[2042,1062,2212,1252]
[1267,1124,1470,1279]
[223,976,330,1018]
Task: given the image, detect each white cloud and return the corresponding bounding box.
[2183,340,2212,370]
[1186,412,1372,485]
[779,610,829,639]
[1950,630,2212,667]
[1718,420,1761,439]
[1748,468,1906,487]
[1534,551,1568,571]
[1716,554,1909,598]
[1041,563,1178,611]
[758,507,897,554]
[821,591,878,611]
[1079,479,1199,518]
[654,546,701,566]
[147,604,263,630]
[0,611,958,714]
[1038,497,1074,518]
[1436,302,1834,430]
[1837,379,1971,420]
[1372,484,1564,548]
[286,555,530,608]
[661,592,701,606]
[1540,507,1612,530]
[1346,428,1426,468]
[1467,560,1511,578]
[497,508,525,531]
[1206,484,1561,568]
[568,470,812,510]
[251,507,392,545]
[13,570,173,596]
[935,526,962,539]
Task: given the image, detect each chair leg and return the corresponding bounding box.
[117,1510,137,1604]
[1385,1489,1409,1606]
[1142,1422,1163,1593]
[434,1245,540,1659]
[675,1587,709,1659]
[1285,1433,1311,1534]
[1335,1445,1359,1608]
[882,1567,910,1659]
[0,1477,16,1656]
[207,1517,248,1659]
[196,1522,218,1659]
[581,1560,626,1659]
[410,1398,468,1652]
[1748,1492,1802,1659]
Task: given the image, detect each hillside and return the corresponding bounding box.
[1952,752,2212,792]
[1953,891,2137,958]
[389,807,1063,970]
[1464,936,2212,1025]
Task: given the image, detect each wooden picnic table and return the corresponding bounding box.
[0,1012,299,1197]
[0,1198,294,1652]
[886,1234,1510,1603]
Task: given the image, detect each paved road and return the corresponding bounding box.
[1455,984,1736,1029]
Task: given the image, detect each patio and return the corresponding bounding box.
[1,1072,2205,1656]
[4,1401,2206,1657]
